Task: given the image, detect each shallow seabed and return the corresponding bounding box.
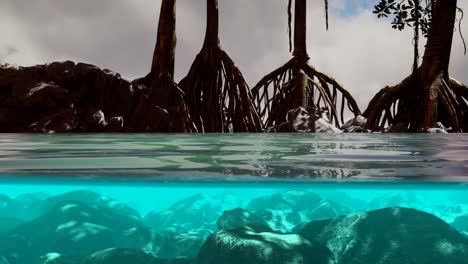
[0,134,467,264]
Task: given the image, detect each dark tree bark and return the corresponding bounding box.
[252,0,361,129]
[293,0,309,60]
[150,0,177,79]
[130,0,196,132]
[179,0,262,132]
[364,0,468,132]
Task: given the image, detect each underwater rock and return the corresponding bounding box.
[216,208,267,230]
[2,199,149,264]
[267,107,342,133]
[144,193,242,232]
[368,193,468,225]
[0,193,48,221]
[0,234,31,264]
[198,224,335,264]
[247,190,350,232]
[297,207,468,264]
[304,200,351,221]
[0,256,9,264]
[341,115,368,133]
[366,192,426,212]
[247,190,323,212]
[153,229,211,259]
[42,190,141,221]
[40,253,80,264]
[0,194,13,217]
[315,191,367,213]
[144,193,242,258]
[81,248,157,264]
[451,214,468,237]
[81,248,195,264]
[432,204,468,224]
[0,217,24,233]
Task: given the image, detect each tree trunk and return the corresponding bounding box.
[150,0,177,79]
[418,0,457,129]
[363,0,466,132]
[178,0,263,132]
[420,0,457,79]
[202,0,220,49]
[293,0,309,60]
[252,0,361,129]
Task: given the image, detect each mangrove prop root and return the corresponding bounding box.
[363,73,468,132]
[179,48,262,133]
[251,58,361,128]
[179,0,261,133]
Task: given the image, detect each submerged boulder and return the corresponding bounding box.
[216,208,267,230]
[366,192,426,212]
[81,248,156,264]
[1,198,150,264]
[42,190,141,221]
[452,214,468,237]
[144,193,242,258]
[246,190,350,232]
[153,229,211,259]
[0,217,24,233]
[40,253,80,264]
[144,193,242,232]
[81,248,194,264]
[304,200,351,221]
[198,224,334,264]
[0,193,48,221]
[247,190,323,212]
[297,207,468,264]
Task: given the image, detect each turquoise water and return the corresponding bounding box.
[0,134,468,264]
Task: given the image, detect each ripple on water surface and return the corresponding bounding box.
[0,133,467,182]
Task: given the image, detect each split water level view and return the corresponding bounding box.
[0,134,467,264]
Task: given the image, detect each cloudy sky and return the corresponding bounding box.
[1,0,467,110]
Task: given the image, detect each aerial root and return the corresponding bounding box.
[180,47,262,132]
[364,73,468,132]
[252,58,361,129]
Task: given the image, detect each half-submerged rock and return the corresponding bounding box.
[0,62,135,133]
[0,0,195,133]
[267,107,342,133]
[198,224,335,264]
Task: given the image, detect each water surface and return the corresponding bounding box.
[0,133,467,182]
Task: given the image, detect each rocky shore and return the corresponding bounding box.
[0,62,451,133]
[0,62,176,133]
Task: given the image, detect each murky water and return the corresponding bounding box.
[0,134,467,264]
